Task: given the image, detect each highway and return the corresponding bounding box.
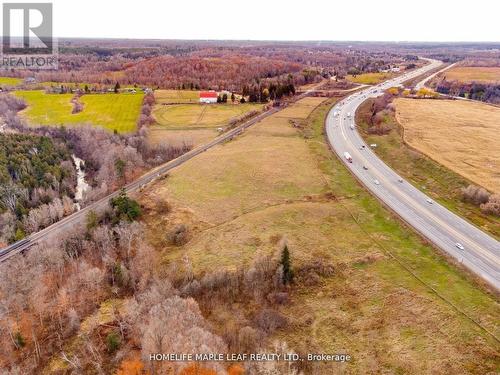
[414,62,456,90]
[0,88,319,262]
[326,59,500,290]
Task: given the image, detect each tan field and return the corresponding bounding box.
[147,127,217,147]
[154,89,200,104]
[149,102,263,146]
[274,96,328,119]
[152,103,263,128]
[441,66,500,84]
[137,96,499,373]
[395,98,500,193]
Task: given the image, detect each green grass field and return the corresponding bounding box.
[38,81,94,89]
[152,103,262,129]
[0,77,22,86]
[38,81,134,90]
[14,90,144,133]
[346,72,395,85]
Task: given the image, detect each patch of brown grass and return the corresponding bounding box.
[275,97,328,119]
[441,66,500,84]
[147,127,216,147]
[395,98,500,193]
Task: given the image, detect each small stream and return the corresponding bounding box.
[72,154,90,210]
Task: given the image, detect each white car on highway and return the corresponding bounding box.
[373,179,380,185]
[456,243,465,251]
[426,198,433,204]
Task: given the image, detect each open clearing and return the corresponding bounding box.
[138,96,499,373]
[440,66,500,84]
[274,96,327,119]
[152,103,262,128]
[148,128,217,147]
[346,72,395,85]
[0,77,22,86]
[154,89,200,104]
[395,98,500,193]
[149,102,263,146]
[14,90,144,133]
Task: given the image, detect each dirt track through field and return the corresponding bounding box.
[195,104,208,125]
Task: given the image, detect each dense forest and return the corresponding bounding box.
[0,134,76,244]
[1,41,418,92]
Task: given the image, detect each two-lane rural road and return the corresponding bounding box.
[0,87,320,262]
[326,59,500,290]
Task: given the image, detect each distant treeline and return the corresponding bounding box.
[3,43,412,93]
[435,81,500,104]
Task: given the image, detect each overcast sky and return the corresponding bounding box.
[5,0,500,42]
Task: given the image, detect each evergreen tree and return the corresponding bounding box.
[86,210,98,231]
[280,245,294,285]
[115,158,126,181]
[110,189,141,222]
[14,331,26,348]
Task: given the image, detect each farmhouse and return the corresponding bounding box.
[199,91,218,104]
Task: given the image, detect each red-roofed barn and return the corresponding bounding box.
[199,91,218,104]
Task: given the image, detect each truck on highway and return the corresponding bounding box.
[343,152,352,163]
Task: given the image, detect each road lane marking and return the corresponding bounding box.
[326,67,500,279]
[344,120,500,267]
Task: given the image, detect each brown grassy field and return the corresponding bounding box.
[152,103,263,128]
[148,102,263,146]
[274,96,327,119]
[395,98,500,193]
[154,89,200,104]
[441,66,500,84]
[147,127,217,147]
[137,96,500,373]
